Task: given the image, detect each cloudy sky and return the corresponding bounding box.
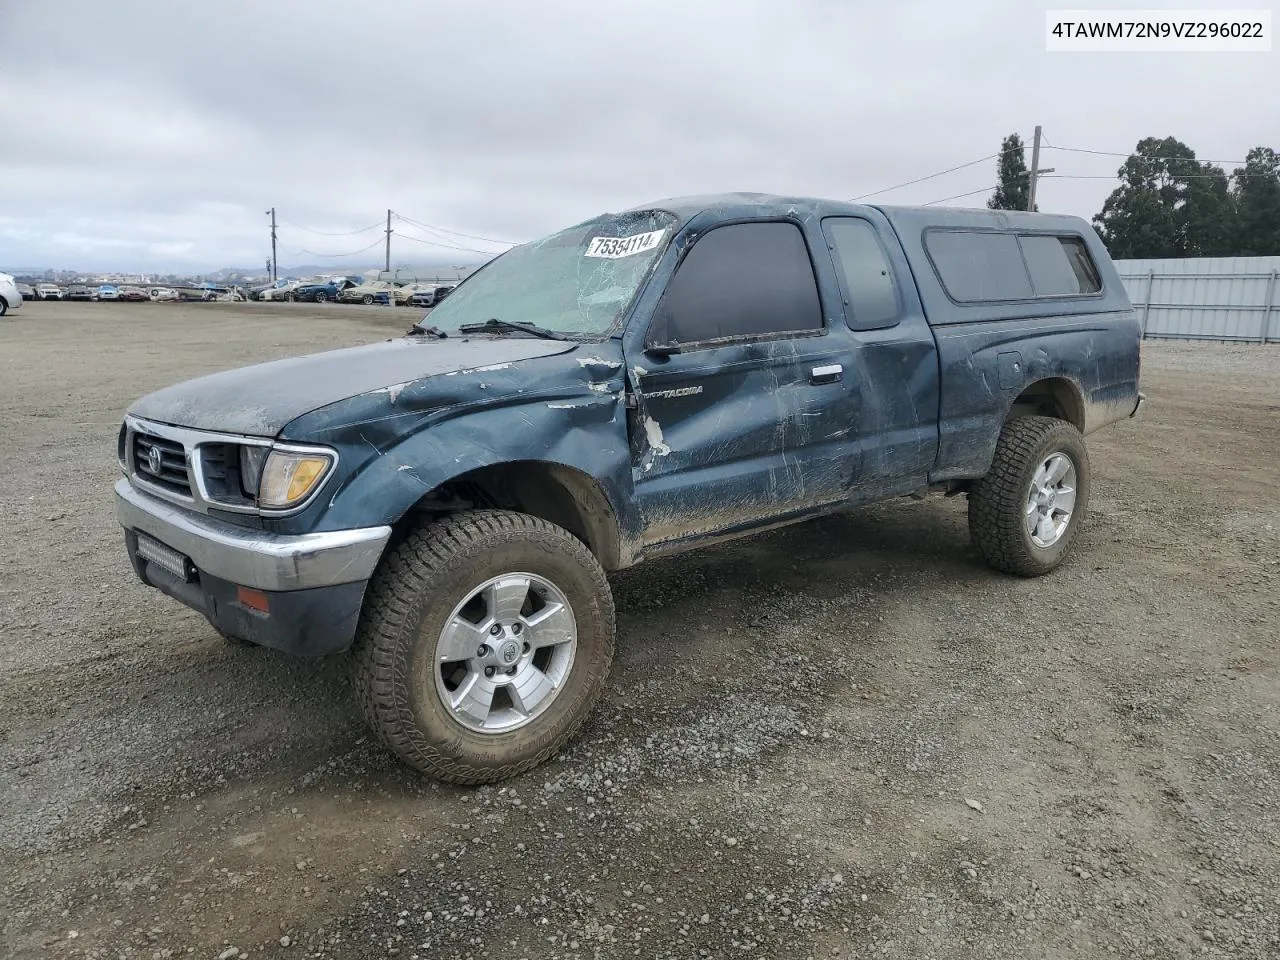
[2,0,1276,272]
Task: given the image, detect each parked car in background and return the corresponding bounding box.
[0,273,24,316]
[98,284,120,301]
[339,279,401,305]
[407,285,454,308]
[119,286,149,302]
[392,283,434,305]
[149,287,180,302]
[249,278,294,301]
[261,279,306,301]
[198,285,246,302]
[66,284,95,301]
[292,277,356,303]
[37,283,64,300]
[16,282,36,301]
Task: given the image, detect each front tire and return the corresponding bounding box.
[968,416,1091,577]
[352,510,615,784]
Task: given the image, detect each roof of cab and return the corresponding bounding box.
[620,192,854,223]
[617,192,1094,235]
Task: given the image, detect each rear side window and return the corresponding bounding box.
[822,218,900,330]
[1020,235,1101,296]
[925,230,1033,302]
[926,229,1103,302]
[649,221,822,346]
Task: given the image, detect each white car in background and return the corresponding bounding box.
[148,287,180,302]
[260,279,306,301]
[37,282,64,300]
[0,273,24,317]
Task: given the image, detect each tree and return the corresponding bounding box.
[1232,147,1280,256]
[1092,137,1237,259]
[1181,165,1236,257]
[988,134,1032,211]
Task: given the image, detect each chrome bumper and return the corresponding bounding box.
[115,478,391,591]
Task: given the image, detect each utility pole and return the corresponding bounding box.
[1026,126,1054,212]
[385,209,392,274]
[266,207,278,280]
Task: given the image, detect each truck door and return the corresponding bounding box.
[816,214,940,500]
[626,219,863,548]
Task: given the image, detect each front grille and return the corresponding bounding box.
[199,442,255,506]
[132,431,192,496]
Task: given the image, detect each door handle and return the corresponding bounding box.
[809,364,843,385]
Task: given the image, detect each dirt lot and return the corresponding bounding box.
[2,301,1278,960]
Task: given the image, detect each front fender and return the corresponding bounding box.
[271,350,638,548]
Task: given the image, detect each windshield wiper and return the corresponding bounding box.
[457,318,563,340]
[408,324,448,338]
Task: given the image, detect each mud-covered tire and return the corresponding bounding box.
[968,416,1091,577]
[351,510,615,784]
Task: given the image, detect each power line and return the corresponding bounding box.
[394,219,507,252]
[1040,136,1250,168]
[293,238,385,259]
[1042,172,1272,181]
[850,139,1029,202]
[394,231,501,256]
[393,212,517,247]
[921,185,997,207]
[851,154,997,202]
[278,218,384,237]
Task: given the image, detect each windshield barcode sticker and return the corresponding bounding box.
[584,229,666,259]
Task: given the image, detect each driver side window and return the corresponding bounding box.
[648,221,823,348]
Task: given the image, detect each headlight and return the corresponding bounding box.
[256,448,335,509]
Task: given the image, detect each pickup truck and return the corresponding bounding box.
[114,193,1143,785]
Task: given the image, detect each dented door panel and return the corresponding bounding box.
[629,335,860,546]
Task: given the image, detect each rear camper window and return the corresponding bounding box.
[1020,234,1102,296]
[925,231,1032,302]
[925,229,1102,302]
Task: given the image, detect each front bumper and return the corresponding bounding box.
[116,479,392,654]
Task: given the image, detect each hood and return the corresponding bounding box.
[128,336,577,437]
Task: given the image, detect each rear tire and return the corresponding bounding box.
[352,510,615,784]
[968,416,1091,577]
[0,298,8,317]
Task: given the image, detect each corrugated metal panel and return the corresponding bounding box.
[1114,255,1280,342]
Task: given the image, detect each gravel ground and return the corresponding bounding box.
[2,302,1278,960]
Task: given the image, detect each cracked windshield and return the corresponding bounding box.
[419,209,676,337]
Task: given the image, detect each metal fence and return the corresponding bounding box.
[1113,256,1280,342]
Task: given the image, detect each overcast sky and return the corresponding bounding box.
[1,0,1276,273]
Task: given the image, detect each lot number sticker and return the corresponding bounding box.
[585,229,666,259]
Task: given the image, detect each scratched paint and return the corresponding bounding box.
[641,416,670,456]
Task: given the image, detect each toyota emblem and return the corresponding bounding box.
[146,445,163,475]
